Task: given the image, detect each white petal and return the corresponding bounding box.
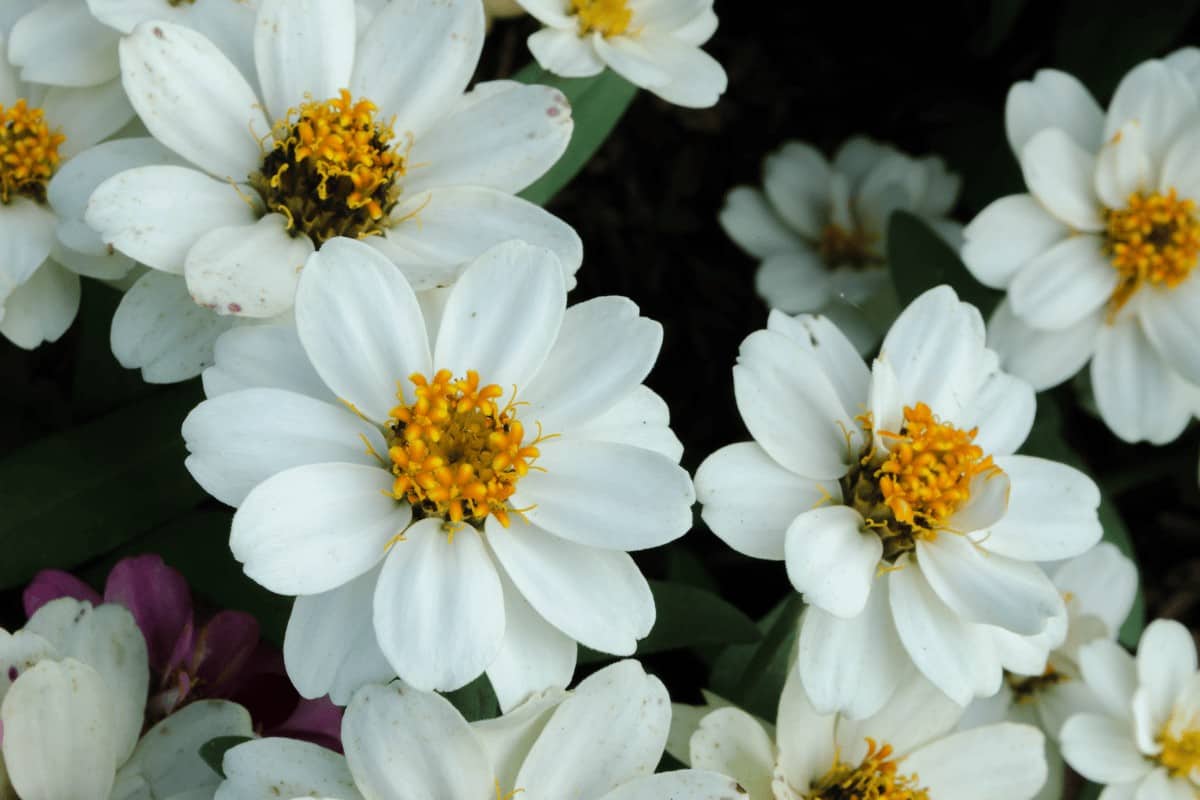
[205,322,333,401]
[1061,713,1152,783]
[945,468,1011,534]
[732,328,856,480]
[755,249,833,312]
[773,666,835,789]
[295,236,432,422]
[687,708,775,800]
[284,565,394,705]
[471,688,567,793]
[521,296,662,433]
[1140,274,1200,386]
[1053,542,1138,638]
[571,385,683,462]
[408,81,572,195]
[917,535,1063,636]
[0,261,79,349]
[1008,236,1117,330]
[0,199,56,296]
[984,454,1102,560]
[485,566,577,712]
[957,368,1035,455]
[516,661,670,799]
[696,442,836,561]
[373,518,505,691]
[1019,128,1104,231]
[119,21,268,178]
[1092,317,1194,444]
[987,297,1100,391]
[836,672,963,760]
[1079,638,1138,720]
[671,7,718,45]
[1159,126,1200,200]
[1137,619,1197,733]
[1006,69,1104,153]
[86,165,260,274]
[718,187,803,259]
[528,28,604,78]
[785,505,881,618]
[230,462,406,594]
[1105,60,1199,168]
[119,700,253,799]
[597,34,726,109]
[767,310,872,420]
[516,0,574,27]
[184,387,387,507]
[799,579,907,719]
[351,0,485,137]
[962,194,1071,290]
[597,771,750,800]
[41,80,134,157]
[9,0,120,87]
[905,723,1047,800]
[1,659,116,800]
[254,0,356,122]
[591,34,670,89]
[217,737,362,800]
[762,141,832,239]
[382,186,582,290]
[513,438,694,551]
[185,214,313,317]
[1095,121,1152,209]
[485,514,654,656]
[110,270,234,383]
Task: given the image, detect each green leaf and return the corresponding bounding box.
[69,281,155,419]
[708,594,803,722]
[0,382,206,589]
[514,65,638,207]
[886,210,1001,316]
[444,673,501,722]
[199,735,252,778]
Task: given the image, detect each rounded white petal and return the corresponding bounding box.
[687,708,775,800]
[1137,619,1198,733]
[1092,317,1195,444]
[755,249,833,313]
[0,260,80,350]
[962,194,1070,290]
[944,468,1011,534]
[1079,638,1138,720]
[718,187,803,259]
[1019,128,1104,231]
[119,21,268,179]
[1053,542,1138,638]
[1006,69,1104,154]
[984,454,1102,561]
[373,518,505,692]
[1104,60,1199,168]
[597,771,750,800]
[217,737,362,800]
[785,505,881,619]
[987,297,1100,391]
[905,723,1047,800]
[9,0,120,87]
[119,700,253,799]
[835,672,963,761]
[1008,236,1117,331]
[774,667,836,789]
[1095,121,1152,209]
[41,80,134,157]
[762,141,832,239]
[956,368,1035,456]
[0,198,56,297]
[1140,274,1200,387]
[254,0,356,122]
[1061,713,1153,784]
[570,385,683,462]
[528,27,605,78]
[470,687,567,793]
[230,462,406,595]
[205,322,333,400]
[1159,125,1200,200]
[596,34,726,109]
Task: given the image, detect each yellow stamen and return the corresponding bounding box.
[810,738,930,800]
[0,99,65,205]
[1158,725,1200,779]
[571,0,633,36]
[818,223,883,269]
[1104,189,1200,315]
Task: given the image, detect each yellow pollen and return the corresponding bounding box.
[385,369,548,527]
[1158,724,1200,779]
[810,739,930,800]
[252,89,406,245]
[818,223,883,269]
[1104,189,1200,315]
[571,0,633,36]
[0,99,65,205]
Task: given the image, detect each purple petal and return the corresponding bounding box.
[268,696,345,753]
[23,570,101,618]
[196,610,260,697]
[164,617,197,682]
[104,555,194,671]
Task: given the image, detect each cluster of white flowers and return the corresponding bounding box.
[1,1,1197,799]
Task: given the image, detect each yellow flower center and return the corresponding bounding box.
[1006,664,1067,704]
[571,0,633,36]
[385,370,549,527]
[1158,724,1200,779]
[0,99,65,205]
[1104,189,1200,315]
[842,403,1000,561]
[818,223,883,270]
[810,739,930,800]
[251,89,407,246]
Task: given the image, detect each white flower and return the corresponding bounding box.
[0,8,136,348]
[85,0,579,382]
[721,137,962,353]
[673,667,1047,800]
[1061,618,1200,800]
[182,238,693,705]
[962,51,1200,444]
[216,660,747,800]
[695,285,1104,718]
[958,542,1138,800]
[515,0,726,108]
[0,597,254,800]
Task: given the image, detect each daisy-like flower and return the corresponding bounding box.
[673,665,1046,800]
[0,596,254,799]
[86,0,579,381]
[182,238,693,705]
[720,137,962,353]
[514,0,726,108]
[695,285,1104,718]
[959,542,1138,800]
[0,9,136,348]
[1060,619,1200,799]
[962,51,1200,444]
[216,660,748,800]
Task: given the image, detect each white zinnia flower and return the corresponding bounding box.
[216,660,748,800]
[515,0,726,108]
[0,597,254,800]
[0,7,135,348]
[86,0,579,382]
[1061,618,1200,800]
[959,542,1138,800]
[672,666,1047,800]
[695,285,1104,718]
[182,238,693,705]
[962,51,1200,444]
[721,137,962,352]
